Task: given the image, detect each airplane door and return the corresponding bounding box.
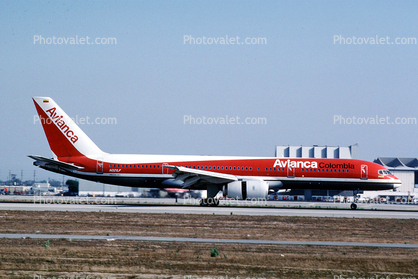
[287,165,295,178]
[96,160,103,174]
[360,164,368,180]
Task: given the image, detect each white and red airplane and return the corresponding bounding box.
[30,97,401,209]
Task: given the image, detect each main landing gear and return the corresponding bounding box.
[350,189,359,210]
[200,198,220,206]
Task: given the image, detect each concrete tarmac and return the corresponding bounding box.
[0,199,417,218]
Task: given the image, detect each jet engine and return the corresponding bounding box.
[223,180,269,200]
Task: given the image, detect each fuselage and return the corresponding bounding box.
[43,154,400,191]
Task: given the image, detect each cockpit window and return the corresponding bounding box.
[378,169,392,175]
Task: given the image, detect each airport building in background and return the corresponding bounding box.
[275,144,358,159]
[374,157,418,194]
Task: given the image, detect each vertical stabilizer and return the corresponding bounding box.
[33,97,104,158]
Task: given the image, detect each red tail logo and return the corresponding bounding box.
[45,107,79,143]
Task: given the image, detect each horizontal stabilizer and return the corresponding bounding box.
[28,155,84,171]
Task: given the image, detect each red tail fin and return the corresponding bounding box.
[33,97,104,158]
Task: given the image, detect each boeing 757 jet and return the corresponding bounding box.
[30,97,401,209]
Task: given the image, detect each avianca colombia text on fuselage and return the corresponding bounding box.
[30,97,401,202]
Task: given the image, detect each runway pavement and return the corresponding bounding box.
[2,195,418,210]
[0,198,417,218]
[1,233,417,248]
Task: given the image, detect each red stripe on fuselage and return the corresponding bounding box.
[81,158,391,181]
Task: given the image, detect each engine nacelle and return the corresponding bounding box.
[223,180,269,200]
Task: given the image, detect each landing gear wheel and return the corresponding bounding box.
[350,188,359,210]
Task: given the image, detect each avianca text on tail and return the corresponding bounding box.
[43,107,79,143]
[30,97,401,209]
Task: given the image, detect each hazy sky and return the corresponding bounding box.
[1,1,418,181]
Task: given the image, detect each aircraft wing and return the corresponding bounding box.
[164,165,238,188]
[28,155,84,171]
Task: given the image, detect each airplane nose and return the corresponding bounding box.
[393,176,401,182]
